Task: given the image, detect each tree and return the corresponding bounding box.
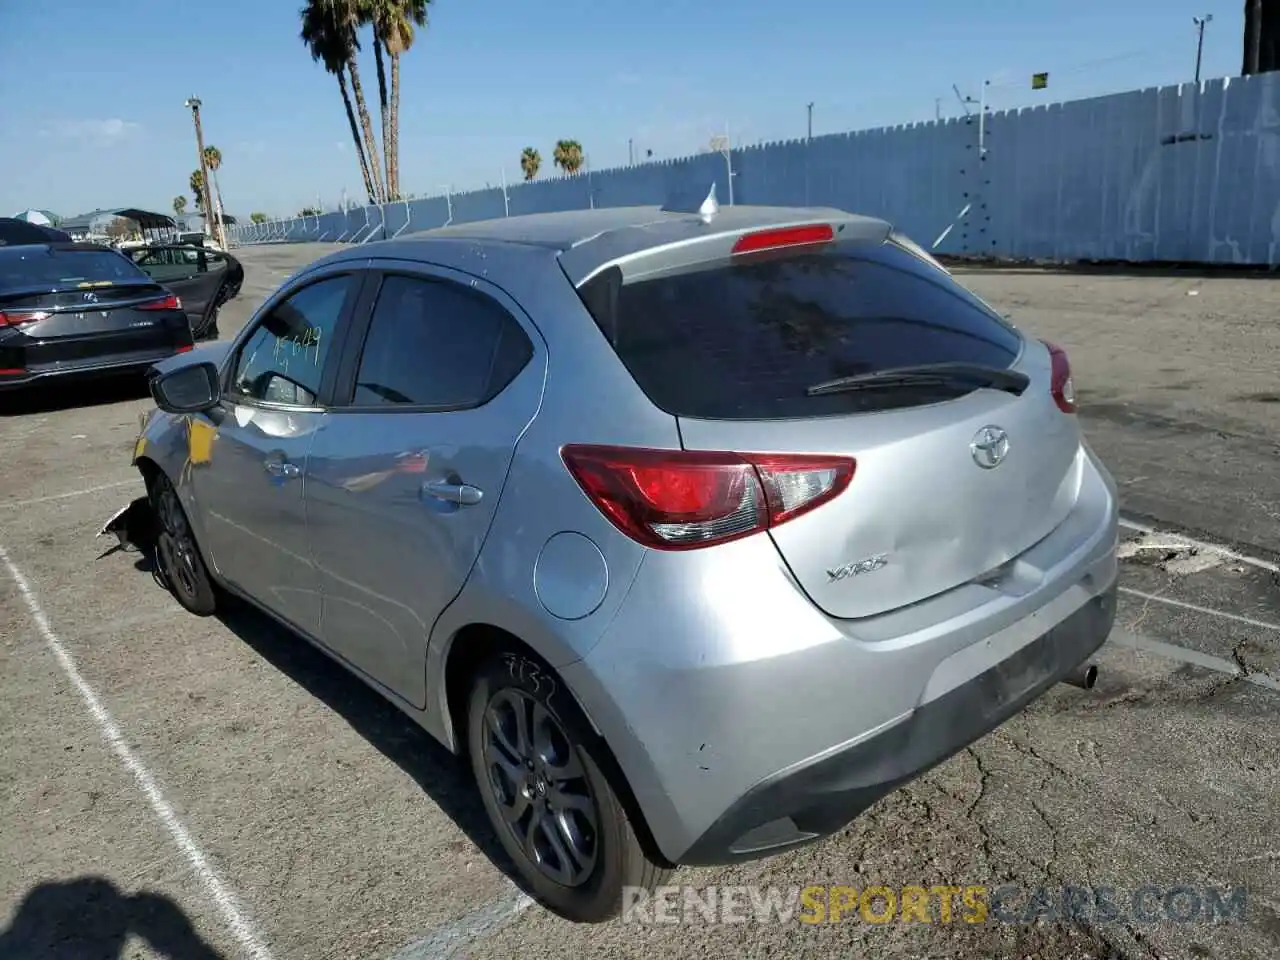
[298,206,321,217]
[189,170,205,211]
[250,212,269,224]
[363,0,430,200]
[520,147,541,181]
[553,139,584,175]
[301,0,376,203]
[1242,0,1280,74]
[300,0,385,203]
[204,145,227,228]
[104,217,136,241]
[173,196,187,216]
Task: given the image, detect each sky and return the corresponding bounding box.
[0,0,1248,220]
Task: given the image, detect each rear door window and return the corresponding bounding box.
[348,274,533,409]
[576,238,1023,419]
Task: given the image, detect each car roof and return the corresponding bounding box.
[0,241,114,258]
[350,203,893,286]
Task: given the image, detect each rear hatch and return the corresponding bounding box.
[573,225,1083,620]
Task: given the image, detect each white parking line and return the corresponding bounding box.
[0,545,276,960]
[1118,585,1280,633]
[1108,629,1280,692]
[385,883,534,959]
[1118,516,1280,573]
[0,479,138,510]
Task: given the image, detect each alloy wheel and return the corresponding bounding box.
[480,688,600,887]
[155,485,200,601]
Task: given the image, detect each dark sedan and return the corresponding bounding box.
[0,243,193,391]
[126,244,243,340]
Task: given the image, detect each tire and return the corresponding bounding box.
[149,472,218,616]
[466,651,672,922]
[196,302,219,341]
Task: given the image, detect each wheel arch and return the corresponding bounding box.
[440,622,676,870]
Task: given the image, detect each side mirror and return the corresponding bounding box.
[151,361,221,413]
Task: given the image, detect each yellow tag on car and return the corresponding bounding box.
[188,418,215,465]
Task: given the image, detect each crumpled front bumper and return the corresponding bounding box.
[97,496,157,553]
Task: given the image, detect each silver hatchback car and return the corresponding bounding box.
[105,201,1118,923]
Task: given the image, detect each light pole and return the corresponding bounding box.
[184,97,225,250]
[1193,13,1212,83]
[806,102,814,141]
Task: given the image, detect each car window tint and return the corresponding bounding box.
[576,238,1022,419]
[231,275,350,406]
[351,275,532,408]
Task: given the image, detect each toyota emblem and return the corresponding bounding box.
[970,425,1009,469]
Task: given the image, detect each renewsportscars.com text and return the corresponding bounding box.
[621,884,1250,926]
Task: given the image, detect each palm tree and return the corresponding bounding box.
[173,196,187,216]
[520,147,541,181]
[300,0,386,203]
[553,139,585,175]
[203,146,227,231]
[363,0,430,200]
[189,170,205,212]
[301,0,374,202]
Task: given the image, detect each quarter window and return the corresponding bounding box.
[351,275,533,408]
[230,275,350,406]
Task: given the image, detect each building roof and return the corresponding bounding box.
[60,207,178,231]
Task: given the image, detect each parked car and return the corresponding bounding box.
[125,243,243,339]
[0,242,193,392]
[102,202,1118,923]
[0,217,62,246]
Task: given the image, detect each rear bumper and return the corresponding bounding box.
[678,581,1116,865]
[0,349,186,391]
[560,443,1120,866]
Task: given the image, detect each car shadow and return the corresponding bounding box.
[0,375,150,416]
[0,876,224,959]
[209,591,523,888]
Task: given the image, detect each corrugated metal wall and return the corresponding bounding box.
[233,72,1280,265]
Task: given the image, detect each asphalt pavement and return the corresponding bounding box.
[0,245,1276,960]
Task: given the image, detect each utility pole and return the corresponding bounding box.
[806,102,814,141]
[628,138,634,165]
[1193,13,1213,83]
[936,98,942,120]
[184,97,225,250]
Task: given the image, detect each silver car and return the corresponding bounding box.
[104,201,1119,923]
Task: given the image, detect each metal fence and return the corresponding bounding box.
[230,71,1280,265]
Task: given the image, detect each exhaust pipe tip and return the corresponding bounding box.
[1062,662,1099,690]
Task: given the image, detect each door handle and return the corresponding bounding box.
[422,480,483,506]
[264,459,301,479]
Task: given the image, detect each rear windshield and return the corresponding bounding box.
[0,246,150,293]
[576,238,1024,420]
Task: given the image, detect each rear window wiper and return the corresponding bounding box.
[806,362,1030,397]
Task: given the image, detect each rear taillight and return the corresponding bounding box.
[731,224,834,256]
[140,294,182,311]
[560,444,855,550]
[1040,340,1076,413]
[0,310,50,327]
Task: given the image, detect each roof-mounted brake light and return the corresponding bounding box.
[731,223,835,255]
